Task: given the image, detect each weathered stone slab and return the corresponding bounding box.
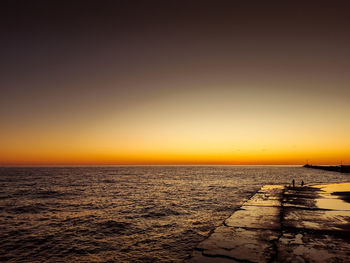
[225,205,281,230]
[283,187,320,199]
[187,183,350,263]
[278,231,350,263]
[282,197,318,209]
[244,186,283,207]
[244,185,284,207]
[187,185,284,263]
[245,195,281,207]
[197,226,279,263]
[257,185,285,197]
[279,183,350,262]
[283,207,350,231]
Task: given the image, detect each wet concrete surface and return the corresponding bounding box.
[187,183,350,263]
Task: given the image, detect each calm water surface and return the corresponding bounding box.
[0,166,349,262]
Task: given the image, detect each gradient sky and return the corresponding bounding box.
[1,0,350,165]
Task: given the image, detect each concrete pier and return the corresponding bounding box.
[187,183,350,263]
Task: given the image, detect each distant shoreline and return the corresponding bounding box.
[304,164,350,173]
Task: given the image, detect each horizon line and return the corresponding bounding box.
[0,163,335,167]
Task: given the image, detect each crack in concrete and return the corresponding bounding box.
[201,250,255,263]
[268,186,286,263]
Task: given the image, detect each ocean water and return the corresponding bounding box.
[0,166,349,262]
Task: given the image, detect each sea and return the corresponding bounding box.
[0,166,349,262]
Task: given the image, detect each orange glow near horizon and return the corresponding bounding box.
[2,86,350,166]
[2,103,350,166]
[1,151,349,166]
[2,2,350,166]
[2,88,350,166]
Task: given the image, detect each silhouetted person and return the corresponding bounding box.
[301,180,304,186]
[292,179,295,188]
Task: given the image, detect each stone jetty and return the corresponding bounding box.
[187,183,350,263]
[304,164,350,173]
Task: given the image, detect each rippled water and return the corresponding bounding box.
[0,166,349,262]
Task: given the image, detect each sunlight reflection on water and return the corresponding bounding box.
[0,166,349,262]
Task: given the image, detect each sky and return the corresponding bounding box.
[1,0,350,165]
